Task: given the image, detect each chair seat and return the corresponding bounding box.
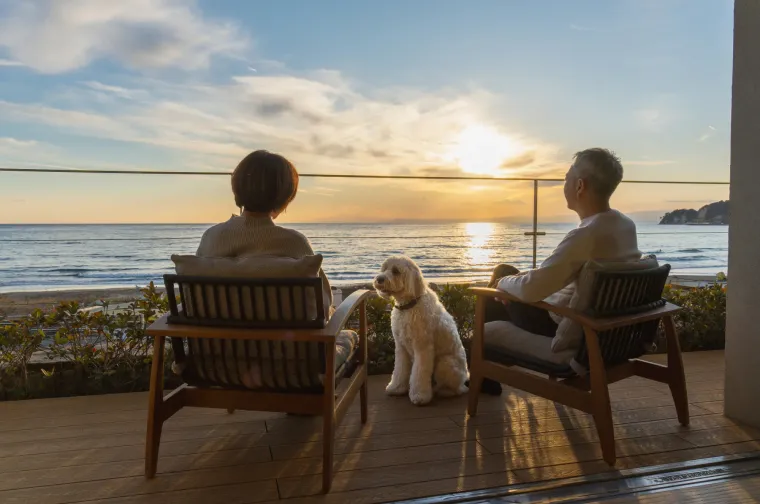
[335,330,359,376]
[484,321,578,377]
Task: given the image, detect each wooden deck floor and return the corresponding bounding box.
[1,351,758,504]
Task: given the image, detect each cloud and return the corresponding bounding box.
[500,151,536,169]
[625,159,677,166]
[0,61,564,223]
[0,0,246,73]
[82,81,145,100]
[698,125,717,142]
[634,108,661,128]
[0,72,521,173]
[0,58,24,67]
[0,137,38,149]
[665,199,711,204]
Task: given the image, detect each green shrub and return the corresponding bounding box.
[0,282,171,400]
[363,295,394,375]
[662,283,726,351]
[0,310,46,399]
[0,279,728,400]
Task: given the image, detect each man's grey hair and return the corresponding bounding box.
[572,148,624,200]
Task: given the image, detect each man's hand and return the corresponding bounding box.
[489,276,510,306]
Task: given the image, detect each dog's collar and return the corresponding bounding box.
[394,297,421,311]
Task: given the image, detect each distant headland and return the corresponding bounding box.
[659,200,729,225]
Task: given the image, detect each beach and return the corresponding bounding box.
[0,287,152,318]
[0,284,380,319]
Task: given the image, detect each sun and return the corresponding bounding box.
[447,124,523,176]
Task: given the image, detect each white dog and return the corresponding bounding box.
[373,256,469,405]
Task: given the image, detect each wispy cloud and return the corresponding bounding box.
[0,58,24,67]
[698,125,717,142]
[0,0,247,73]
[0,1,570,223]
[634,108,661,128]
[666,199,710,204]
[626,159,677,166]
[0,70,559,181]
[82,81,145,100]
[0,137,38,149]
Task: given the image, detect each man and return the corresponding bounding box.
[480,148,641,395]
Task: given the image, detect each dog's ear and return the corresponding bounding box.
[380,257,391,271]
[410,262,426,298]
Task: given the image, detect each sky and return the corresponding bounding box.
[0,0,733,224]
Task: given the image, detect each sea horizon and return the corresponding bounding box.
[1,220,729,296]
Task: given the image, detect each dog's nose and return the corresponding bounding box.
[375,276,385,284]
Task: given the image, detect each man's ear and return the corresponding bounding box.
[576,177,585,195]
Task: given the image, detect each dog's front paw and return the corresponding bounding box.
[385,382,409,396]
[409,386,433,406]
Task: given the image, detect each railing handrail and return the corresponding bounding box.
[0,167,730,185]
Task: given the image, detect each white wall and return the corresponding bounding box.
[725,0,760,428]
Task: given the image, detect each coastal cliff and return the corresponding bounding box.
[659,200,729,225]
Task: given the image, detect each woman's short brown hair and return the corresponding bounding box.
[231,150,299,214]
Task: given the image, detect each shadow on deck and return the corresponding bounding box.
[0,350,758,503]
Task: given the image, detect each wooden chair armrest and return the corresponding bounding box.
[580,303,682,332]
[323,289,374,336]
[469,287,588,324]
[469,287,681,332]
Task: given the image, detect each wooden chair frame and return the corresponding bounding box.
[467,287,689,466]
[144,289,373,493]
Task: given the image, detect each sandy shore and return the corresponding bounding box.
[0,280,488,319]
[0,284,378,318]
[0,287,153,318]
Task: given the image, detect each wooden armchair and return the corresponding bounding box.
[144,275,372,493]
[467,264,688,466]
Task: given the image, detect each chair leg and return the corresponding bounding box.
[591,387,616,466]
[145,335,166,478]
[467,372,484,417]
[468,296,486,417]
[585,328,616,466]
[322,345,337,493]
[663,316,690,426]
[322,412,336,493]
[360,374,368,424]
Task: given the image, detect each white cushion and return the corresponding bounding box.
[172,254,323,277]
[485,321,576,366]
[551,255,659,353]
[171,254,328,322]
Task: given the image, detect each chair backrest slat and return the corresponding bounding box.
[163,274,328,394]
[576,264,671,369]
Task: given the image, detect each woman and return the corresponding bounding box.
[197,149,333,309]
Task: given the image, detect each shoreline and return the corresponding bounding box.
[0,281,481,318]
[1,273,723,319]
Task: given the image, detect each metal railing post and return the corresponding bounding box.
[524,179,546,269]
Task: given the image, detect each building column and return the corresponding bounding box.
[725,0,760,428]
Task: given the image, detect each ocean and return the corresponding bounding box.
[0,222,728,293]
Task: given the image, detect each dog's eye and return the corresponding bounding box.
[391,267,400,275]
